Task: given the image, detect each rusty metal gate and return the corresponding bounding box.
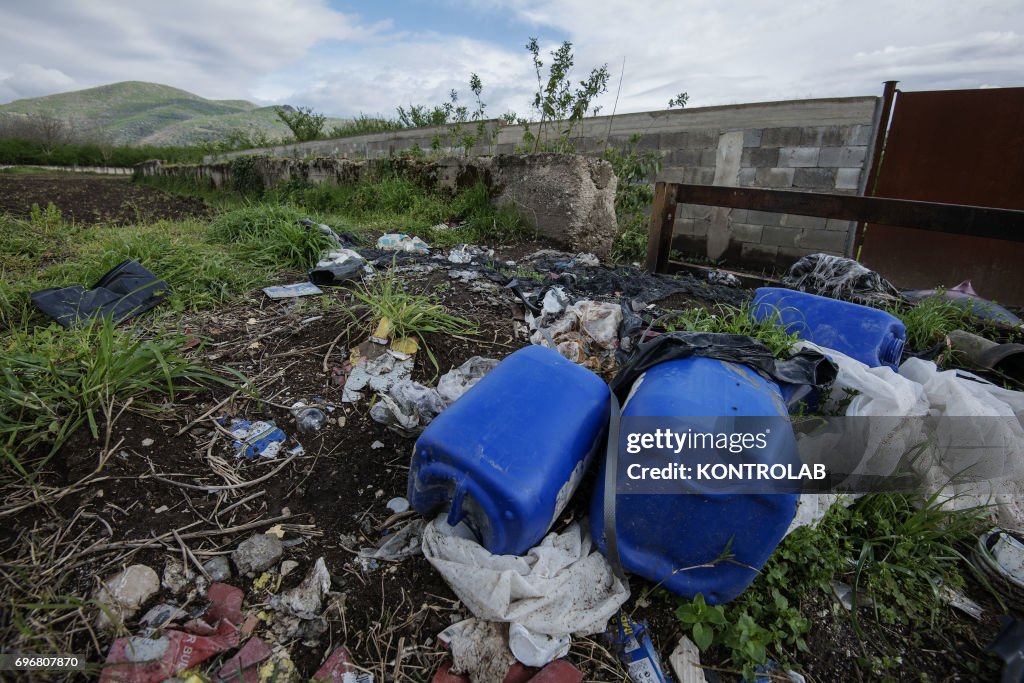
[859,86,1024,306]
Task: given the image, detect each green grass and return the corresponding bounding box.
[348,264,477,372]
[886,294,982,352]
[669,492,992,679]
[663,303,800,357]
[0,314,233,473]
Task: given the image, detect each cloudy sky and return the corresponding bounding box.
[1,0,1021,118]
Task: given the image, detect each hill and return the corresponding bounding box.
[0,81,346,146]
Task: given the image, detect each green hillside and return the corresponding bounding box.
[0,81,346,146]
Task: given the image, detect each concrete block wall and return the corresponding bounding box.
[206,96,881,272]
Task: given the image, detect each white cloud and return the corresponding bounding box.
[0,64,75,101]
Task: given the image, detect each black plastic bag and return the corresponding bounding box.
[31,259,168,328]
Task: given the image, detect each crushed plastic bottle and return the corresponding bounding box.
[290,401,329,433]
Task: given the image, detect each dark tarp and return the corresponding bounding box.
[31,259,168,328]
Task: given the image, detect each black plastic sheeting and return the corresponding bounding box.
[610,331,838,409]
[31,259,168,328]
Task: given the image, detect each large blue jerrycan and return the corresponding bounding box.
[590,356,799,604]
[409,345,610,556]
[751,287,906,369]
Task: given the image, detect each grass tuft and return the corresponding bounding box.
[663,302,800,357]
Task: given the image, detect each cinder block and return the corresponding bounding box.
[783,214,828,230]
[801,126,846,147]
[686,129,719,147]
[741,147,780,168]
[793,167,836,190]
[730,222,764,243]
[659,131,690,148]
[737,167,756,186]
[677,203,713,220]
[743,128,763,147]
[700,148,718,166]
[692,218,711,237]
[762,226,801,248]
[848,124,874,146]
[741,242,779,265]
[635,133,661,151]
[754,167,795,188]
[760,127,803,147]
[776,246,816,269]
[798,228,848,253]
[818,146,867,167]
[746,210,784,226]
[674,217,696,235]
[667,148,702,166]
[682,167,715,185]
[826,218,854,232]
[779,147,820,168]
[835,167,862,191]
[731,209,750,223]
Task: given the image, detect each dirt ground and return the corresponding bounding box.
[0,175,1010,682]
[0,172,209,225]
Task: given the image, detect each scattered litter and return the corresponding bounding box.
[232,533,284,576]
[903,280,1023,327]
[439,618,517,683]
[342,350,415,403]
[270,557,330,616]
[529,298,624,369]
[202,556,232,583]
[31,259,169,328]
[95,564,160,630]
[300,218,351,248]
[448,244,493,264]
[947,329,1024,384]
[941,585,984,620]
[707,269,742,288]
[752,661,806,683]
[669,635,706,683]
[449,269,481,282]
[371,440,385,449]
[387,496,410,513]
[987,617,1024,683]
[830,580,874,611]
[215,636,272,682]
[975,528,1024,609]
[137,604,188,636]
[99,583,243,682]
[280,560,299,578]
[313,647,374,683]
[265,523,286,539]
[225,419,287,459]
[161,558,190,594]
[508,623,571,668]
[421,517,629,636]
[290,401,329,433]
[391,336,420,355]
[309,248,367,285]
[783,253,902,306]
[141,438,154,447]
[607,612,671,683]
[359,519,425,562]
[370,357,498,436]
[377,233,430,254]
[262,282,323,299]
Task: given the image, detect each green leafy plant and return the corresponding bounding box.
[604,134,663,262]
[274,105,326,142]
[348,264,477,373]
[885,294,982,360]
[674,593,727,651]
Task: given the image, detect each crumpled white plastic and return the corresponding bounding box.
[788,341,1024,533]
[421,517,629,637]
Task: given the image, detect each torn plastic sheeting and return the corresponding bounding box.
[269,557,330,617]
[377,233,430,254]
[788,341,1024,532]
[309,248,369,285]
[300,218,358,249]
[359,518,425,561]
[31,259,169,329]
[342,350,414,403]
[370,357,499,435]
[448,244,494,264]
[529,300,623,367]
[782,253,902,306]
[421,517,630,637]
[611,332,837,410]
[215,636,272,683]
[101,583,243,683]
[508,623,571,668]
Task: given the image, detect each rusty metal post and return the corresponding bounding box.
[645,182,678,273]
[855,80,898,252]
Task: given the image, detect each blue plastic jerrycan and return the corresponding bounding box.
[751,287,906,369]
[409,345,610,556]
[590,357,799,604]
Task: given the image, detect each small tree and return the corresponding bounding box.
[668,92,690,108]
[275,105,326,142]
